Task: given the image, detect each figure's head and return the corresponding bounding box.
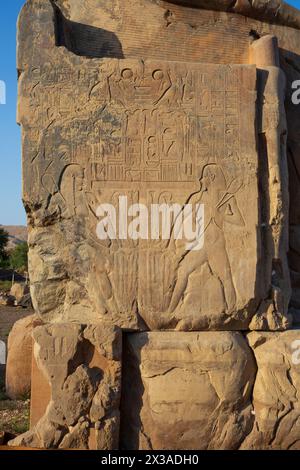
[199,164,226,191]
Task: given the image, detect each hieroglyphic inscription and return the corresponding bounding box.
[88,62,243,185]
[22,59,258,328]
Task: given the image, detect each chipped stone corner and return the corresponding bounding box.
[8,323,122,450]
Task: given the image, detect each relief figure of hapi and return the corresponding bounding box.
[169,164,245,313]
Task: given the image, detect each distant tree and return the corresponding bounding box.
[0,228,9,267]
[9,242,28,272]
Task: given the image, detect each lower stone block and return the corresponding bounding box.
[241,330,300,450]
[9,325,300,450]
[8,323,122,450]
[5,314,40,400]
[120,331,256,450]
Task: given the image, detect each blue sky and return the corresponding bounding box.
[0,1,26,225]
[0,1,300,226]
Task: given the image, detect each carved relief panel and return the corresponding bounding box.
[17,0,293,331]
[21,51,262,329]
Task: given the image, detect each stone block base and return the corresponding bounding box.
[120,331,256,450]
[241,331,300,450]
[9,328,300,450]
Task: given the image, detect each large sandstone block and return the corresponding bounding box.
[5,314,39,400]
[167,1,300,29]
[14,0,300,453]
[10,282,30,304]
[37,1,300,64]
[241,330,300,450]
[18,0,294,330]
[9,323,122,450]
[120,331,256,450]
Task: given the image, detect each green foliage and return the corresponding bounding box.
[9,410,30,435]
[0,372,30,435]
[0,281,11,292]
[9,242,28,272]
[0,228,9,267]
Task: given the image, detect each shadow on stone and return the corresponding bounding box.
[52,1,124,59]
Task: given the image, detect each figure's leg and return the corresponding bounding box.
[208,243,236,312]
[99,269,121,313]
[169,252,206,313]
[91,260,118,314]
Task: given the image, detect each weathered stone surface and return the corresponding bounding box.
[18,0,294,331]
[167,1,300,30]
[18,293,32,309]
[30,350,51,428]
[58,419,90,450]
[0,294,15,307]
[9,323,122,450]
[9,414,66,449]
[94,412,120,451]
[43,0,300,64]
[10,283,30,304]
[5,314,39,400]
[16,0,300,452]
[47,365,97,426]
[248,34,291,330]
[121,332,256,450]
[241,330,300,450]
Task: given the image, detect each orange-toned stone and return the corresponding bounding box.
[5,315,39,400]
[30,353,51,428]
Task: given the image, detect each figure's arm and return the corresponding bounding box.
[220,196,245,227]
[168,191,203,244]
